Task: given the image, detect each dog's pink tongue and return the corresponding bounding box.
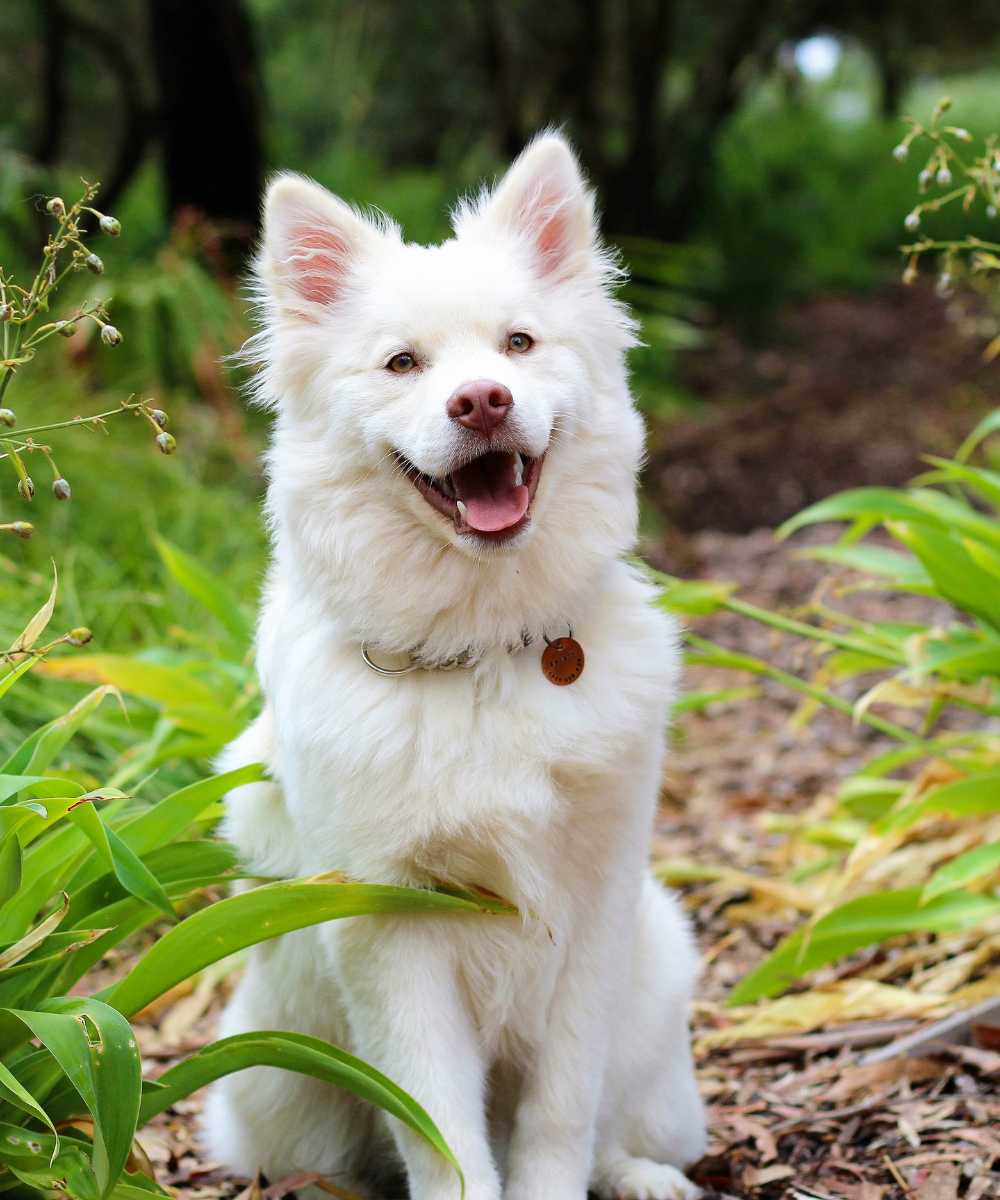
[453,452,529,532]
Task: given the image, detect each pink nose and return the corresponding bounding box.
[446,379,513,436]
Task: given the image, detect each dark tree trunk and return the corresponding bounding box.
[147,0,264,260]
[33,0,68,167]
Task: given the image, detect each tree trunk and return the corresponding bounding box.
[147,0,264,261]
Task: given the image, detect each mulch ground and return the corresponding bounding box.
[120,285,998,1200]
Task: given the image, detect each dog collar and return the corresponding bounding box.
[361,627,585,686]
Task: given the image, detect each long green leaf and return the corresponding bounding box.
[67,805,174,920]
[105,878,513,1017]
[923,840,1000,900]
[155,537,253,648]
[728,888,1000,1005]
[138,1031,463,1189]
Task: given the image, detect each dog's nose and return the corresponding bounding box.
[446,380,513,436]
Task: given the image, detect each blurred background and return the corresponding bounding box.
[2,0,1000,653]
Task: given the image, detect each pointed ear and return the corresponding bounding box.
[258,173,387,315]
[460,133,598,279]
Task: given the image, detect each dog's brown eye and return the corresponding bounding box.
[387,351,417,374]
[507,332,533,354]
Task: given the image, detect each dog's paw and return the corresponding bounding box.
[593,1157,702,1200]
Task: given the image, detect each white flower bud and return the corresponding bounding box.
[84,253,104,275]
[0,409,15,427]
[46,197,66,217]
[936,272,953,298]
[918,168,932,193]
[936,166,952,186]
[100,324,122,346]
[17,477,34,501]
[892,143,909,162]
[988,205,998,220]
[98,214,121,237]
[904,210,921,232]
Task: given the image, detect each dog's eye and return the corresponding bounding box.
[506,332,534,354]
[386,351,417,374]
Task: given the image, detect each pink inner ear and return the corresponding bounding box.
[287,225,349,305]
[521,181,572,276]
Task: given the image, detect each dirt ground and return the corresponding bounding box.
[125,286,999,1200]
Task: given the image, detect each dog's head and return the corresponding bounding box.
[251,134,645,647]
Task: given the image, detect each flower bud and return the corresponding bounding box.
[17,477,34,501]
[46,197,66,218]
[988,205,998,220]
[0,409,15,428]
[155,431,177,455]
[52,478,71,500]
[0,304,11,323]
[904,209,921,232]
[936,271,953,298]
[98,214,121,237]
[66,626,93,646]
[58,320,77,338]
[936,166,952,186]
[902,262,919,286]
[100,324,122,346]
[892,142,909,162]
[84,253,104,275]
[150,408,168,428]
[6,522,33,540]
[950,127,973,142]
[918,168,932,193]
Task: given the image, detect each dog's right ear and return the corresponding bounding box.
[258,173,386,317]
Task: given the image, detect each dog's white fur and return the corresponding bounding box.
[204,134,705,1200]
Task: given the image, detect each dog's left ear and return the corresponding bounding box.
[461,133,598,281]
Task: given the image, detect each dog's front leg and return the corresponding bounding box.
[502,765,653,1200]
[334,917,502,1200]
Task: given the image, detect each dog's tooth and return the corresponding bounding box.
[513,454,524,488]
[456,499,468,525]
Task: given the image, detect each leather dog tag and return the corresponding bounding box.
[541,636,585,686]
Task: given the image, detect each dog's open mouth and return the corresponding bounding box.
[395,449,545,540]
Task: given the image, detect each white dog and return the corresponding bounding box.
[204,133,705,1200]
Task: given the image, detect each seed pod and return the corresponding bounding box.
[98,214,121,237]
[84,253,105,275]
[100,324,122,346]
[892,143,909,162]
[17,477,34,501]
[46,197,66,217]
[150,408,168,428]
[66,626,93,646]
[0,409,15,428]
[52,478,71,501]
[6,522,33,540]
[58,321,78,338]
[0,303,11,323]
[155,431,177,455]
[904,210,921,232]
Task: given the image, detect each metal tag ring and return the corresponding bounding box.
[361,641,420,677]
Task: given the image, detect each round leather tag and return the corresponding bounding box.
[541,636,585,686]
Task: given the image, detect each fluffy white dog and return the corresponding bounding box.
[204,133,705,1200]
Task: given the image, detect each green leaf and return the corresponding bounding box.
[656,576,737,616]
[878,771,1000,834]
[0,836,21,908]
[105,878,514,1018]
[728,889,1000,1004]
[155,537,253,649]
[138,1030,463,1188]
[923,840,1000,901]
[68,803,175,920]
[8,569,58,656]
[798,542,932,586]
[0,998,141,1198]
[0,655,40,700]
[3,687,117,775]
[0,1061,59,1151]
[957,406,1000,462]
[37,655,218,710]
